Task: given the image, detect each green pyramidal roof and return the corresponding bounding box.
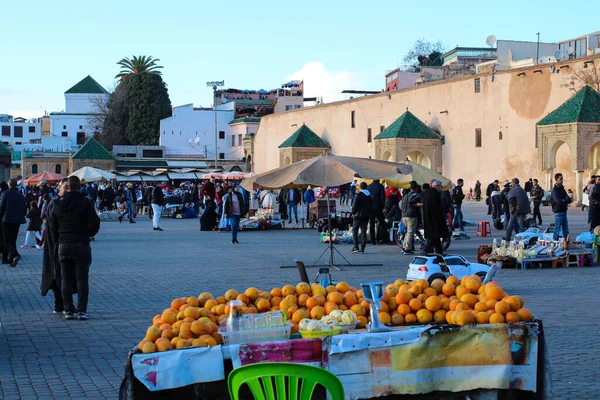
[71,137,115,160]
[375,111,441,140]
[279,124,330,148]
[538,85,600,126]
[0,140,11,154]
[65,76,108,94]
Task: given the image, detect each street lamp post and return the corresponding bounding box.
[206,80,224,169]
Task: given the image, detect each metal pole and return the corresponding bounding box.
[536,32,540,64]
[213,85,218,169]
[326,188,334,266]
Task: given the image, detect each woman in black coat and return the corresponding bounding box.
[200,196,218,231]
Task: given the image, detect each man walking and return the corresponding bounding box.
[151,183,165,231]
[0,179,26,267]
[505,178,531,241]
[200,177,216,201]
[191,182,200,216]
[304,186,316,223]
[530,179,544,226]
[551,173,572,240]
[486,179,499,215]
[368,179,387,244]
[287,188,301,224]
[351,182,372,254]
[350,180,357,206]
[400,181,419,255]
[50,176,100,320]
[452,178,465,231]
[589,176,600,232]
[118,183,135,223]
[421,180,448,255]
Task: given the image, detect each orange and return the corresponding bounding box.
[191,338,206,347]
[343,293,358,308]
[516,308,533,321]
[455,285,470,299]
[433,309,447,323]
[385,284,399,297]
[474,302,489,313]
[271,296,282,307]
[441,298,451,311]
[204,299,217,310]
[155,338,173,352]
[311,284,326,296]
[445,310,455,324]
[355,289,363,299]
[270,288,282,298]
[465,278,481,293]
[326,285,337,294]
[310,306,325,320]
[336,282,350,294]
[158,323,172,332]
[145,327,161,342]
[416,279,429,290]
[184,307,200,320]
[259,291,271,301]
[442,283,455,297]
[305,297,319,310]
[423,288,437,298]
[236,294,249,305]
[171,299,183,310]
[408,298,422,312]
[296,282,311,295]
[425,296,442,312]
[416,309,433,323]
[449,299,461,311]
[506,296,521,311]
[505,311,520,323]
[186,297,200,307]
[404,313,417,324]
[324,301,339,315]
[397,304,412,316]
[395,291,412,305]
[495,301,510,315]
[314,294,326,306]
[245,287,261,301]
[460,294,478,308]
[256,299,271,312]
[183,317,195,323]
[284,294,297,305]
[391,313,405,326]
[408,285,422,296]
[152,314,162,324]
[513,295,525,308]
[224,289,238,301]
[292,309,309,324]
[161,329,175,340]
[204,337,217,347]
[455,302,471,311]
[430,279,445,294]
[287,305,299,314]
[170,337,181,347]
[394,279,405,286]
[280,285,295,297]
[327,292,344,305]
[350,304,367,317]
[279,299,294,312]
[455,310,475,326]
[198,292,213,303]
[141,342,157,354]
[486,299,498,309]
[356,315,368,328]
[475,311,490,324]
[379,301,389,313]
[387,297,398,311]
[138,340,151,351]
[486,286,506,301]
[176,339,191,349]
[417,293,428,303]
[191,320,213,336]
[378,312,391,325]
[216,296,227,305]
[489,313,505,324]
[297,294,310,307]
[446,276,460,286]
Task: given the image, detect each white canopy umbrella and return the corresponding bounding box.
[69,166,115,183]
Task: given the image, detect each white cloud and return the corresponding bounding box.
[287,62,365,103]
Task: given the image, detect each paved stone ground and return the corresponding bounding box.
[0,201,597,399]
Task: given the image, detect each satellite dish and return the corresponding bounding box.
[553,50,562,60]
[194,137,200,144]
[486,35,497,47]
[188,138,192,144]
[222,98,228,103]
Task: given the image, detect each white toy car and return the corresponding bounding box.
[407,255,490,284]
[513,226,554,247]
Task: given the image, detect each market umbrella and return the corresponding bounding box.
[246,153,413,270]
[23,171,66,186]
[380,160,452,190]
[69,166,115,184]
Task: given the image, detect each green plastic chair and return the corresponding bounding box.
[228,362,344,400]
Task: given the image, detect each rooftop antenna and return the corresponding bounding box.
[486,35,497,47]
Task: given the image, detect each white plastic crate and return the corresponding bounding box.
[218,325,291,345]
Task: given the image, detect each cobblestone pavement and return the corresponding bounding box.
[0,202,597,399]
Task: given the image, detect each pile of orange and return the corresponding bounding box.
[137,276,533,353]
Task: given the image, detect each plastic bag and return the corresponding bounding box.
[398,220,407,234]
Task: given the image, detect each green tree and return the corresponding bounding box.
[403,39,446,72]
[116,55,163,81]
[96,83,130,148]
[125,73,171,145]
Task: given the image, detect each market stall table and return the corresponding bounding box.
[120,321,551,400]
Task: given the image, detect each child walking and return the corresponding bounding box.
[21,201,43,249]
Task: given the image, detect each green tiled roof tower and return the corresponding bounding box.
[65,76,109,95]
[538,85,600,126]
[71,137,115,160]
[279,124,330,148]
[0,140,11,154]
[374,110,441,140]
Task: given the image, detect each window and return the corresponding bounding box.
[576,38,587,58]
[474,78,481,93]
[499,131,503,140]
[77,132,86,145]
[14,126,23,137]
[238,134,242,145]
[219,131,225,139]
[380,125,385,133]
[231,135,236,146]
[142,149,163,158]
[475,128,482,147]
[367,128,372,143]
[1,126,9,137]
[285,105,293,111]
[79,125,83,129]
[32,164,38,174]
[55,164,62,174]
[15,142,21,145]
[63,125,66,129]
[61,132,68,137]
[294,105,301,109]
[28,126,35,133]
[351,111,356,128]
[219,153,225,159]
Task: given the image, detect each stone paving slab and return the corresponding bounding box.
[0,202,597,399]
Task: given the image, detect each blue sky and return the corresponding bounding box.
[1,0,597,118]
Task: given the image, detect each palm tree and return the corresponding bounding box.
[115,55,163,81]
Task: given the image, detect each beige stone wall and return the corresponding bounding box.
[69,159,116,173]
[22,157,69,177]
[278,147,328,167]
[253,55,600,193]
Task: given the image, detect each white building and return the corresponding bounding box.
[49,75,108,148]
[0,114,42,146]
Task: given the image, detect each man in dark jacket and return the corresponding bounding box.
[505,178,530,241]
[452,178,465,231]
[368,179,387,244]
[530,179,545,225]
[287,188,302,224]
[589,176,600,232]
[103,184,115,211]
[551,173,572,241]
[191,182,200,216]
[421,180,448,255]
[151,184,165,231]
[351,182,373,253]
[200,178,216,200]
[486,180,499,215]
[50,176,100,320]
[400,181,420,254]
[145,185,154,218]
[0,179,26,267]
